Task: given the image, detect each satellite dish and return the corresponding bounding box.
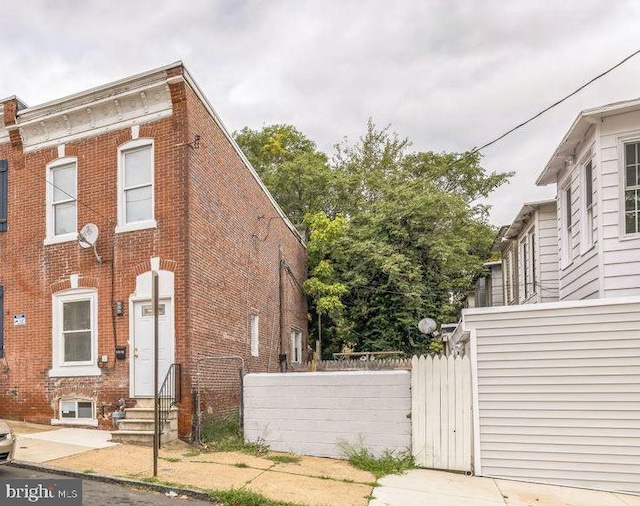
[78,223,99,248]
[418,318,437,335]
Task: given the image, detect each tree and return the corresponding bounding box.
[234,125,335,224]
[325,121,511,355]
[236,120,512,357]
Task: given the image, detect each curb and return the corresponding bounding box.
[11,460,216,503]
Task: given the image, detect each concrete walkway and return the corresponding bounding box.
[15,426,116,463]
[370,469,640,506]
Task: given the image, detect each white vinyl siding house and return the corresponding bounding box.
[463,297,640,494]
[498,200,558,305]
[537,99,640,300]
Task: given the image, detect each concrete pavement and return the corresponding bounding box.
[6,421,640,506]
[369,468,640,506]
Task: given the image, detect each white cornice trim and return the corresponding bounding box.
[18,80,173,153]
[180,69,305,246]
[18,62,181,118]
[0,104,7,144]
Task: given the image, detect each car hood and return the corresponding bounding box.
[0,420,13,435]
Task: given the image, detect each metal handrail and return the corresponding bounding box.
[157,363,181,446]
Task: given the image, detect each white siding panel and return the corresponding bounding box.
[463,298,640,494]
[559,247,599,300]
[244,371,411,458]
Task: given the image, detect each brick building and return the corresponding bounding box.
[0,62,308,440]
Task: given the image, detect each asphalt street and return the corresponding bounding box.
[0,466,215,505]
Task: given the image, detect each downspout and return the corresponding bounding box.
[278,246,286,372]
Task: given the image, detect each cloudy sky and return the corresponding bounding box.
[3,1,640,226]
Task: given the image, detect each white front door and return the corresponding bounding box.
[132,299,174,397]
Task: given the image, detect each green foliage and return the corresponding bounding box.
[267,454,302,464]
[234,125,335,224]
[209,489,304,506]
[235,120,511,357]
[338,440,415,479]
[199,416,269,455]
[302,212,349,324]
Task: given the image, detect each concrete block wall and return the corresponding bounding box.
[244,371,411,459]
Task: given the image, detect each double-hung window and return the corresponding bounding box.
[50,289,100,377]
[519,237,528,301]
[584,160,594,248]
[116,140,156,233]
[291,329,302,364]
[624,142,640,234]
[562,184,573,266]
[45,158,77,243]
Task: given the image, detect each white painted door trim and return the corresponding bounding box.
[128,295,175,398]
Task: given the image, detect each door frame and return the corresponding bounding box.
[128,295,175,398]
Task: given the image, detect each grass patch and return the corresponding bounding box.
[266,454,301,464]
[159,456,181,463]
[82,469,96,474]
[200,417,269,456]
[338,441,415,479]
[209,488,303,506]
[183,449,204,458]
[233,462,250,468]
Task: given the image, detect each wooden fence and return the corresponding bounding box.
[290,358,412,372]
[411,354,472,472]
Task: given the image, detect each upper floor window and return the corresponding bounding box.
[624,142,640,234]
[518,228,536,302]
[583,160,594,248]
[561,184,573,266]
[116,139,156,233]
[50,288,100,378]
[45,157,77,244]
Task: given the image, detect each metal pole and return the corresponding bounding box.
[152,271,159,477]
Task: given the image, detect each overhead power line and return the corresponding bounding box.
[476,48,640,152]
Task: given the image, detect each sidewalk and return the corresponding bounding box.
[7,421,375,505]
[6,421,640,506]
[370,469,640,506]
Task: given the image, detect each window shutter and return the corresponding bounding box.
[0,286,4,358]
[0,159,7,232]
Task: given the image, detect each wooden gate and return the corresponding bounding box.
[411,355,472,472]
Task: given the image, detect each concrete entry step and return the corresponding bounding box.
[110,399,178,446]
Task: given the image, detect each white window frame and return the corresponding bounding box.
[291,329,303,364]
[519,236,528,302]
[622,140,640,237]
[504,246,516,305]
[561,181,573,268]
[115,138,157,234]
[49,288,100,378]
[582,159,595,251]
[528,228,536,298]
[250,313,259,357]
[52,398,98,427]
[44,157,78,245]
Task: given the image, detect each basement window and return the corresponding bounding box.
[61,400,93,420]
[53,399,98,427]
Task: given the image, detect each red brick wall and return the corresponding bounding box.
[0,100,188,428]
[180,75,308,428]
[0,69,308,438]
